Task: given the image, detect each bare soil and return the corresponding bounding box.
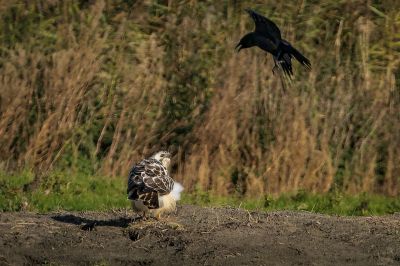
[0,205,400,265]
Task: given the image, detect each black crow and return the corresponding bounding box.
[236,9,311,77]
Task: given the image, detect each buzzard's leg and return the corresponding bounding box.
[142,211,147,220]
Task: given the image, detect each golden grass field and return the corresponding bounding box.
[0,0,399,200]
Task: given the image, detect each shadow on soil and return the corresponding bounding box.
[51,214,139,230]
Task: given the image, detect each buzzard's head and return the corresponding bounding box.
[151,150,171,168]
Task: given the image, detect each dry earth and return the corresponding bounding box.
[0,205,400,265]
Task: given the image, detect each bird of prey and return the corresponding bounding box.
[236,9,311,77]
[127,151,183,220]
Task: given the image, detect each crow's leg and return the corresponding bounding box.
[276,50,282,60]
[272,58,279,75]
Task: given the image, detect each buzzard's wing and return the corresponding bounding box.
[127,159,174,209]
[246,9,282,42]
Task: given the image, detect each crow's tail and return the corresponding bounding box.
[285,44,311,70]
[275,42,311,77]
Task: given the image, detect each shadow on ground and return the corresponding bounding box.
[51,213,138,230]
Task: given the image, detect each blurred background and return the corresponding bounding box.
[0,0,399,212]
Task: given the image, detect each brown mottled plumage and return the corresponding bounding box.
[127,151,183,219]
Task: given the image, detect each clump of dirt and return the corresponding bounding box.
[0,206,399,265]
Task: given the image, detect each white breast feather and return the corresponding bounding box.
[153,182,184,216]
[170,182,184,201]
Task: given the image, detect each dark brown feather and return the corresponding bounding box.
[127,158,174,209]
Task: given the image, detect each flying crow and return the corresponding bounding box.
[236,9,311,77]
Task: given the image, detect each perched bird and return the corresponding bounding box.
[236,9,311,77]
[127,151,183,220]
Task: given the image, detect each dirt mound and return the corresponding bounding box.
[0,206,399,265]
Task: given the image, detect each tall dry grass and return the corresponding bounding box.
[0,0,399,196]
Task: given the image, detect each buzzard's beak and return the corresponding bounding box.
[235,43,242,52]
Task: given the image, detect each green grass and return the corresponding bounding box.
[0,171,128,212]
[182,190,400,216]
[1,171,399,216]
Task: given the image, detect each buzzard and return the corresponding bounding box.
[236,9,311,77]
[127,151,183,219]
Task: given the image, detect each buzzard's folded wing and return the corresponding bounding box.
[127,159,174,209]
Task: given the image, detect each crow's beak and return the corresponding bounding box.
[235,43,242,52]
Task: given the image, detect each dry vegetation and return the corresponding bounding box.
[0,0,399,197]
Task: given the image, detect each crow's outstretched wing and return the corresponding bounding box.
[127,158,174,209]
[246,9,282,42]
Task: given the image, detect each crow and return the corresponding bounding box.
[236,9,311,77]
